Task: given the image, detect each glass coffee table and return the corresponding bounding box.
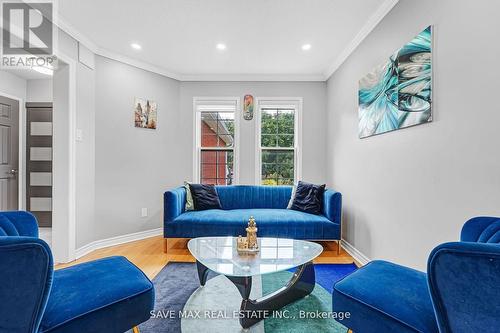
[187,237,323,328]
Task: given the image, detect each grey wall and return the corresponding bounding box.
[90,77,327,242]
[26,79,52,102]
[0,70,26,100]
[180,81,327,185]
[74,60,96,247]
[326,0,500,270]
[52,62,71,259]
[94,56,181,240]
[53,28,97,249]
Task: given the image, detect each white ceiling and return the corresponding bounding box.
[3,67,52,80]
[58,0,394,80]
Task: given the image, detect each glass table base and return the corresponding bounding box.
[196,260,315,328]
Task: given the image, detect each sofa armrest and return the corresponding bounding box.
[164,187,187,225]
[460,216,500,243]
[0,211,39,237]
[323,189,342,224]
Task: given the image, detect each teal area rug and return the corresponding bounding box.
[140,262,356,333]
[263,270,348,333]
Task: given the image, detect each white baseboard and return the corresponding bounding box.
[74,228,163,260]
[341,239,371,266]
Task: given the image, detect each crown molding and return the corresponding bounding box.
[55,15,183,80]
[97,47,183,81]
[323,0,399,80]
[180,73,326,82]
[56,16,99,54]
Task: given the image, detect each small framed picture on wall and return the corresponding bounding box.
[134,97,157,129]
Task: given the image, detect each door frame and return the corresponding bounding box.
[51,51,77,263]
[0,91,25,210]
[1,63,76,264]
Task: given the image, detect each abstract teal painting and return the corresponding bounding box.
[359,26,432,138]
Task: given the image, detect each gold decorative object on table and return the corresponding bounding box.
[237,216,259,253]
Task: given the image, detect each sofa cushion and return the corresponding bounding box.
[189,183,222,210]
[289,181,326,215]
[332,260,438,333]
[184,181,194,211]
[39,256,154,333]
[168,208,339,239]
[215,185,293,210]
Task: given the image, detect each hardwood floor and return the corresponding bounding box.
[56,236,357,280]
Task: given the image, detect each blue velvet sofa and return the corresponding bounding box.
[332,216,500,333]
[0,211,155,333]
[163,185,342,252]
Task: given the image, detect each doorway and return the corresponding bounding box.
[26,102,53,246]
[0,53,75,263]
[0,95,19,210]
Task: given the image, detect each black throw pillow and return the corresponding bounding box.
[290,181,326,215]
[189,184,222,211]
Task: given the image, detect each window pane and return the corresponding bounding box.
[261,134,277,147]
[259,107,297,186]
[201,178,217,185]
[201,150,234,185]
[261,163,277,177]
[278,164,294,180]
[201,150,217,163]
[218,134,234,147]
[220,119,235,136]
[261,110,278,134]
[261,150,277,164]
[277,110,295,134]
[278,178,294,185]
[260,150,294,186]
[277,134,294,148]
[276,150,294,164]
[262,178,278,186]
[201,112,234,148]
[261,108,295,148]
[202,135,218,147]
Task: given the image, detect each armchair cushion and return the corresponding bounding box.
[332,260,438,333]
[0,215,20,236]
[461,216,500,243]
[0,211,39,237]
[39,256,154,333]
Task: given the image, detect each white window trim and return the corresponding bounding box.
[254,97,303,185]
[193,97,241,184]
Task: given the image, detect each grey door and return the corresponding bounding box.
[0,96,19,211]
[26,103,52,227]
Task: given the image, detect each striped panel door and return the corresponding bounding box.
[26,103,53,227]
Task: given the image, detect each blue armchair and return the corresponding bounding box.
[332,216,500,333]
[0,211,154,333]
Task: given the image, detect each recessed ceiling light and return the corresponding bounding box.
[301,43,312,51]
[216,43,227,51]
[131,43,142,50]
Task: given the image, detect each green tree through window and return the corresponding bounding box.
[260,109,295,185]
